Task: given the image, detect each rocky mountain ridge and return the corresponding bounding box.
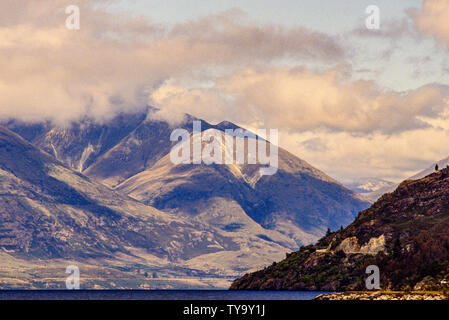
[0,126,295,288]
[4,111,369,247]
[231,168,449,291]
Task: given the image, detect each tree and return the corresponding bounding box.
[435,163,439,171]
[393,238,401,258]
[326,228,332,236]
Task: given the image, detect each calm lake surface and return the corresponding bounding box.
[0,290,330,300]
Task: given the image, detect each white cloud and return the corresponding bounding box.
[2,0,449,183]
[151,67,449,134]
[150,65,449,182]
[412,0,449,48]
[283,127,449,183]
[0,0,344,125]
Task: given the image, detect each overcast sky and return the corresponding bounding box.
[1,0,449,183]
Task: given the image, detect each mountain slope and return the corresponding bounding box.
[0,126,235,261]
[231,168,449,291]
[32,112,147,173]
[0,125,301,287]
[114,127,369,246]
[83,115,215,187]
[5,111,369,247]
[363,158,449,202]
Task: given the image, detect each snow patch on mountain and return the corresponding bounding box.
[78,143,95,172]
[345,178,395,194]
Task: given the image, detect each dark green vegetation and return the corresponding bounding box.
[231,168,449,291]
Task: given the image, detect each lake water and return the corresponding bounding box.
[0,290,330,300]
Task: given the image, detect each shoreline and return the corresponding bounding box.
[315,291,449,300]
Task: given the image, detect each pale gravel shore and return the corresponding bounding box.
[315,291,449,300]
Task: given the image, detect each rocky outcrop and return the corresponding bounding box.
[337,234,385,255]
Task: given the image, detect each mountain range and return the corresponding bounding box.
[0,109,369,288]
[0,126,246,288]
[4,110,369,245]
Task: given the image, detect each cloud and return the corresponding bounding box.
[151,67,449,134]
[352,17,417,40]
[168,8,345,63]
[300,137,328,153]
[282,126,449,183]
[0,0,345,125]
[150,65,449,183]
[2,0,449,183]
[412,0,449,48]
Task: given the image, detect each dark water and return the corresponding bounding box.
[0,290,329,300]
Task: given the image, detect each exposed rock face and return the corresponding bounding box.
[337,235,385,255]
[336,237,359,254]
[231,168,449,291]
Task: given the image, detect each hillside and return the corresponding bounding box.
[231,168,449,291]
[116,128,368,247]
[364,158,449,202]
[4,111,369,247]
[0,125,307,287]
[0,126,238,261]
